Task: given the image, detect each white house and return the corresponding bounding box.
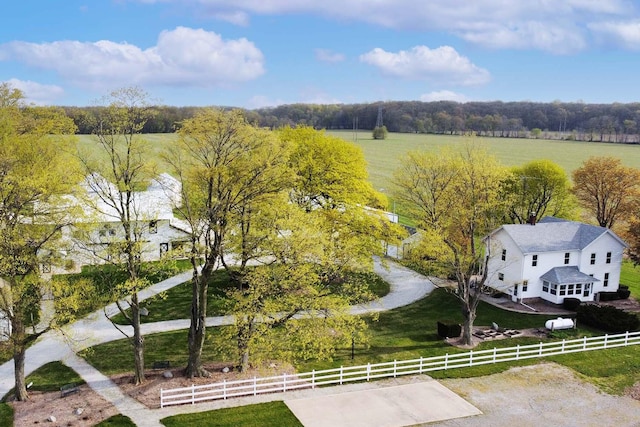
[45,173,192,274]
[484,217,627,304]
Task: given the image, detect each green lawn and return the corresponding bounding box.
[110,269,390,325]
[161,401,302,427]
[2,361,84,401]
[95,415,136,426]
[621,260,640,299]
[0,403,12,427]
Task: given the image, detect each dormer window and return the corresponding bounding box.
[532,255,538,267]
[501,249,506,261]
[590,253,596,265]
[606,252,612,264]
[564,252,570,265]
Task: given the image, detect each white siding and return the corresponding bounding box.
[579,233,625,296]
[485,229,523,297]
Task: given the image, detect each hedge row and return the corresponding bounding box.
[576,304,640,333]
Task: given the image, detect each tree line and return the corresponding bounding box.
[63,100,640,143]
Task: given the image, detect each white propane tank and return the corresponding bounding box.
[545,317,574,330]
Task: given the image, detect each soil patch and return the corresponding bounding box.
[9,385,118,427]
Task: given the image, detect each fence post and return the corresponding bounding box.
[469,350,473,367]
[604,334,608,348]
[193,384,196,404]
[367,363,371,381]
[160,388,164,408]
[493,347,497,363]
[445,353,449,370]
[516,344,520,360]
[254,377,257,396]
[394,360,397,378]
[561,339,565,353]
[312,370,315,389]
[583,336,587,350]
[340,366,343,385]
[625,331,629,345]
[539,341,543,357]
[283,373,287,392]
[419,356,423,373]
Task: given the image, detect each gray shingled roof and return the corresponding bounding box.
[540,266,600,285]
[498,217,620,254]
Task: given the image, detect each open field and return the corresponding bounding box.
[75,132,640,195]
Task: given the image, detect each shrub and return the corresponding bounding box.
[598,291,620,302]
[437,321,461,338]
[563,297,581,311]
[577,304,640,333]
[617,288,631,299]
[619,284,629,290]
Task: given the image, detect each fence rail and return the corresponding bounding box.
[160,330,640,407]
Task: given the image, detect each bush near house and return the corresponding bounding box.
[577,304,640,333]
[563,298,581,311]
[437,321,462,338]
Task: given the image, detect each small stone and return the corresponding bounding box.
[47,415,57,422]
[221,366,230,373]
[74,408,84,415]
[162,370,173,379]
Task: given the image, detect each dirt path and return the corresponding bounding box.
[433,363,640,427]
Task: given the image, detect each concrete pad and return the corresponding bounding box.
[285,380,482,427]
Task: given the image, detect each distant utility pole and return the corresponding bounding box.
[376,106,383,128]
[353,116,359,141]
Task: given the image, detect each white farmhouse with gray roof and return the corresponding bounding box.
[484,217,627,304]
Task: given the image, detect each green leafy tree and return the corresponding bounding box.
[572,156,640,228]
[0,83,86,400]
[76,87,158,385]
[394,142,506,345]
[166,109,291,378]
[503,159,576,224]
[372,125,388,140]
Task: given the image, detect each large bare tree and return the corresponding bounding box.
[394,142,507,345]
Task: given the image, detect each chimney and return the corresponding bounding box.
[528,212,536,225]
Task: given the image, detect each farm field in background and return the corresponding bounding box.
[76,132,640,195]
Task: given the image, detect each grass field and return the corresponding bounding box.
[75,132,640,196]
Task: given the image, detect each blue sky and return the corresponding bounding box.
[2,1,640,108]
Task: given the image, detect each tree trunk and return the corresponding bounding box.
[237,321,252,373]
[131,293,145,385]
[185,272,210,378]
[461,303,476,346]
[12,316,28,401]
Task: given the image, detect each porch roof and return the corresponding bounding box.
[540,266,600,285]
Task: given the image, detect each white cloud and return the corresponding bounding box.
[359,45,490,86]
[420,90,469,103]
[247,95,286,108]
[588,20,640,50]
[4,79,65,105]
[133,0,638,52]
[0,27,264,90]
[315,48,345,63]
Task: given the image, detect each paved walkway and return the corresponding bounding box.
[0,257,435,426]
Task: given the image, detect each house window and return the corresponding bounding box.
[606,252,612,264]
[559,285,566,296]
[590,253,596,265]
[550,284,557,295]
[567,284,575,295]
[564,252,570,265]
[498,273,504,281]
[604,273,609,287]
[542,281,549,293]
[532,255,538,267]
[522,280,528,292]
[501,249,506,261]
[149,220,158,234]
[576,283,582,294]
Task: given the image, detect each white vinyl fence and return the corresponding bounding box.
[160,330,640,408]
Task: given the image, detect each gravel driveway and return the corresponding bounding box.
[431,362,640,427]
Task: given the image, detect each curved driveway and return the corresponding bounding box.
[0,257,435,426]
